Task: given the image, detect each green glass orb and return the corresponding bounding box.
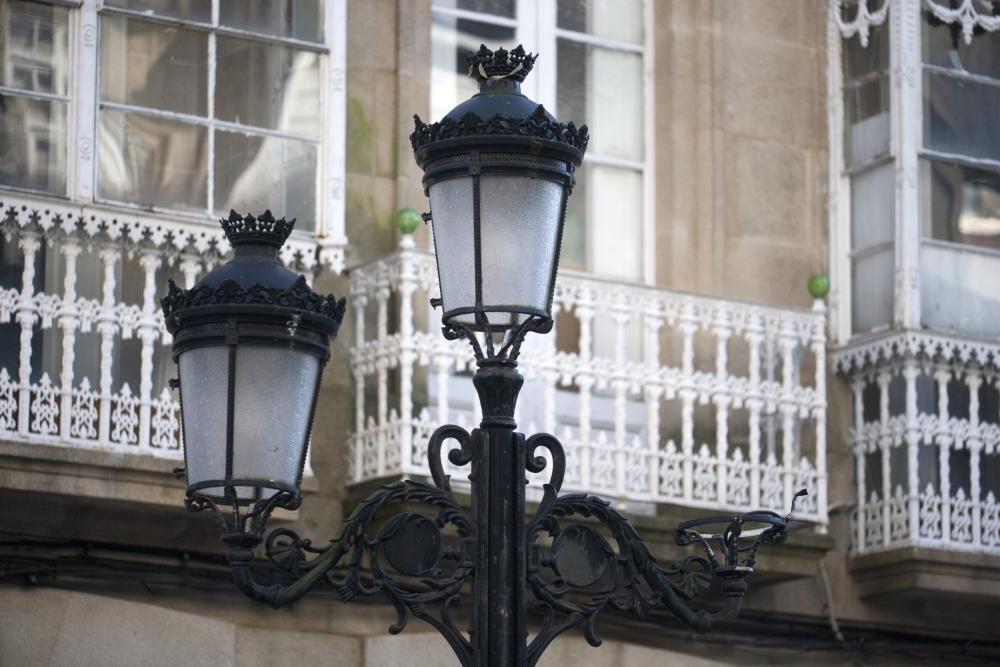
[395,207,421,235]
[807,274,830,300]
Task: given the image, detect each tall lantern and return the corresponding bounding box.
[161,211,345,545]
[411,45,588,344]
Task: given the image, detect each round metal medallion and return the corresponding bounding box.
[382,514,442,577]
[552,524,611,588]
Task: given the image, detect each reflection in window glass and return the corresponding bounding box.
[842,22,889,166]
[100,15,208,116]
[98,109,208,212]
[0,0,70,96]
[104,0,212,23]
[922,159,1000,252]
[562,162,643,281]
[852,248,894,334]
[215,130,316,231]
[432,0,515,19]
[851,161,895,250]
[219,0,322,43]
[557,40,642,161]
[215,37,320,137]
[923,18,1000,80]
[923,70,1000,163]
[0,94,67,194]
[431,13,515,120]
[557,0,642,44]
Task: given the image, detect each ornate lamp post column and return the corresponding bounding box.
[163,46,803,667]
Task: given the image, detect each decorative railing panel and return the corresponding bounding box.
[0,194,329,466]
[837,332,1000,555]
[348,238,828,523]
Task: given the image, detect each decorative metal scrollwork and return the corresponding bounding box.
[211,424,796,667]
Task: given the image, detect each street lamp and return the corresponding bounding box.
[163,46,802,667]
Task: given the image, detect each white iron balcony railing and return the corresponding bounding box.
[837,333,1000,556]
[0,193,328,464]
[349,237,828,524]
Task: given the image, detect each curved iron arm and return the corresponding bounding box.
[207,425,480,665]
[193,419,796,667]
[523,432,800,666]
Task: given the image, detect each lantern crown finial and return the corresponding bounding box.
[221,209,295,248]
[467,44,536,83]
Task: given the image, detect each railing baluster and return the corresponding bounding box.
[97,245,119,447]
[398,238,416,474]
[680,300,696,503]
[577,285,594,491]
[903,358,920,543]
[747,316,764,508]
[779,317,798,514]
[643,299,663,501]
[935,364,952,545]
[58,237,81,440]
[811,299,828,526]
[375,279,389,477]
[612,289,630,497]
[877,369,891,548]
[851,378,866,552]
[714,305,731,505]
[967,367,982,549]
[138,251,161,452]
[15,232,40,436]
[352,294,367,484]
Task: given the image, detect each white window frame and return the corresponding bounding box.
[430,0,656,285]
[828,0,1000,345]
[1,0,347,260]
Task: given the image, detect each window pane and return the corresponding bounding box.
[558,40,643,161]
[921,242,1000,339]
[563,163,642,280]
[924,70,1000,162]
[219,0,322,43]
[432,0,515,19]
[214,130,316,231]
[104,0,212,23]
[852,248,894,334]
[431,14,515,120]
[98,108,208,212]
[844,75,889,165]
[100,15,208,116]
[842,20,888,81]
[921,159,1000,252]
[557,0,643,44]
[923,19,1000,80]
[851,161,894,249]
[0,94,66,193]
[215,37,320,137]
[0,0,70,96]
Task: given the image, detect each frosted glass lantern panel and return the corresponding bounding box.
[232,345,320,498]
[429,177,477,324]
[179,346,230,496]
[479,175,564,327]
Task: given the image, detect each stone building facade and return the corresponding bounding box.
[1,0,999,665]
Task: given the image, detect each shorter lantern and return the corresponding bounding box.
[410,45,588,339]
[162,211,345,543]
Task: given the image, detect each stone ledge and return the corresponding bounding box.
[850,546,1000,601]
[0,439,318,509]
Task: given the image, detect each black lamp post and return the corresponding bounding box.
[163,46,803,667]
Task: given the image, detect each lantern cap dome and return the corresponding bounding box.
[467,44,536,83]
[410,44,588,170]
[222,209,294,248]
[161,211,345,339]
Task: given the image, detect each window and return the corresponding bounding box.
[430,0,649,283]
[921,20,1000,253]
[831,1,1000,341]
[98,1,323,229]
[0,0,71,195]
